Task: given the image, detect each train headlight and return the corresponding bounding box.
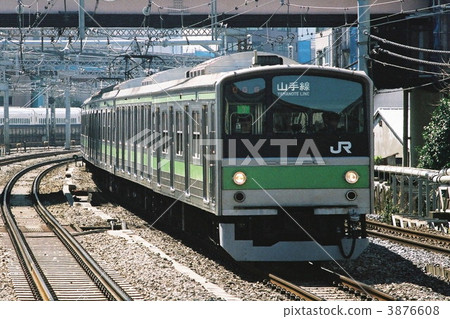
[344,170,359,184]
[233,171,247,185]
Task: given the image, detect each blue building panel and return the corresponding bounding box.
[297,40,311,64]
[349,27,358,69]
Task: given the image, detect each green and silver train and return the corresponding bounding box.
[81,51,373,261]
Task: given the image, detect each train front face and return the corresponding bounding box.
[217,67,372,262]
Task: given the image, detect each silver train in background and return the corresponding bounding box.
[0,107,81,148]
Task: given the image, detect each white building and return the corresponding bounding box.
[373,90,409,165]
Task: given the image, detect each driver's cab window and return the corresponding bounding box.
[229,105,255,134]
[224,78,266,135]
[273,110,308,133]
[231,112,253,134]
[227,103,265,135]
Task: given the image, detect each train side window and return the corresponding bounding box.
[104,110,108,141]
[151,110,156,151]
[111,109,115,146]
[107,111,110,142]
[134,105,138,142]
[162,111,169,154]
[101,110,105,141]
[175,111,183,156]
[192,111,201,159]
[140,105,145,143]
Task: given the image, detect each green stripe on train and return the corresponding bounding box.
[222,165,370,190]
[153,157,203,180]
[95,142,203,180]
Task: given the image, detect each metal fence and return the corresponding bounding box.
[374,166,450,219]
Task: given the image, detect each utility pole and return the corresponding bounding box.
[64,79,71,150]
[357,0,370,74]
[211,0,218,41]
[79,0,85,52]
[1,66,9,154]
[3,87,9,154]
[44,88,49,144]
[403,89,409,167]
[50,96,55,146]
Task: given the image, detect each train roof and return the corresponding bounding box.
[31,107,81,116]
[0,107,35,117]
[83,51,370,105]
[84,52,298,102]
[186,51,298,77]
[141,67,192,86]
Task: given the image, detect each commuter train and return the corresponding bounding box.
[81,51,373,261]
[0,107,81,147]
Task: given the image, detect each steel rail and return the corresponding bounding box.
[268,274,324,301]
[367,220,450,244]
[33,164,133,301]
[0,158,73,300]
[367,230,450,256]
[320,267,397,301]
[0,150,80,167]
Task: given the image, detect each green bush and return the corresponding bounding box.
[417,98,450,169]
[380,196,400,224]
[374,156,383,165]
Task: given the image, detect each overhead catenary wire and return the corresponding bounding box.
[376,48,450,67]
[9,1,441,56]
[370,57,449,77]
[289,0,403,11]
[369,58,450,94]
[369,33,450,55]
[5,0,449,96]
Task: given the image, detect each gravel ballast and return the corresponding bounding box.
[1,157,449,301]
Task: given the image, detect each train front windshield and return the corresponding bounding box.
[222,73,369,158]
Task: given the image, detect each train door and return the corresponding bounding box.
[147,106,153,181]
[127,106,132,174]
[98,110,102,163]
[209,103,216,206]
[121,107,126,171]
[102,109,106,164]
[169,106,175,190]
[87,112,91,159]
[183,105,190,196]
[115,108,120,171]
[133,105,138,176]
[106,110,109,165]
[90,112,94,160]
[202,105,209,202]
[192,110,201,199]
[109,109,113,167]
[140,105,146,178]
[175,109,184,193]
[156,107,161,186]
[95,111,100,163]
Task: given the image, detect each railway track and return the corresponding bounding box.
[0,157,137,301]
[267,266,397,301]
[0,149,79,167]
[367,220,450,255]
